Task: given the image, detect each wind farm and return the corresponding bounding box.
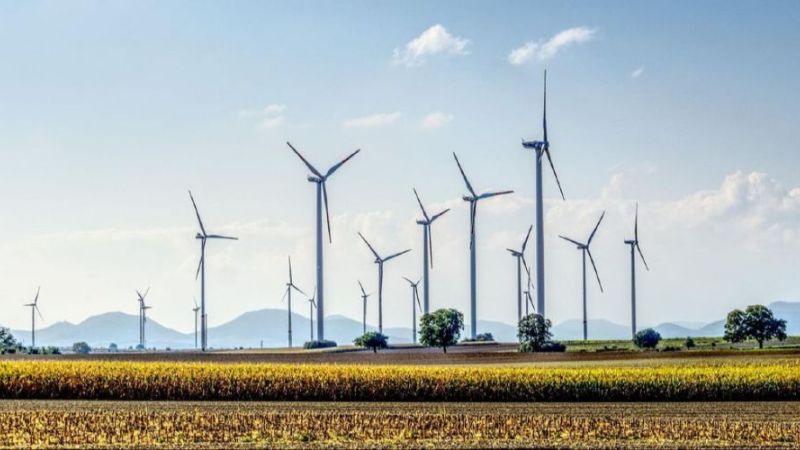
[1,2,798,448]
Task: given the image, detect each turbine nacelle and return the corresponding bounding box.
[522,140,547,152]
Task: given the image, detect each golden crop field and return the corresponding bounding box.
[0,359,799,401]
[0,400,798,449]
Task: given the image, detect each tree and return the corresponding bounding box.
[108,343,118,352]
[633,328,661,349]
[0,328,17,353]
[724,305,787,349]
[353,332,388,353]
[72,342,91,354]
[518,314,553,352]
[419,308,464,353]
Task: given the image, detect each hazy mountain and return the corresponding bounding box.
[4,301,797,349]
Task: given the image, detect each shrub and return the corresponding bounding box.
[464,332,494,343]
[633,328,661,349]
[41,346,61,355]
[72,342,91,355]
[540,341,567,352]
[303,340,337,350]
[724,305,787,349]
[662,345,682,352]
[419,309,464,353]
[685,337,696,349]
[28,347,40,355]
[353,332,388,353]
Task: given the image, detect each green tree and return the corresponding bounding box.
[353,332,388,353]
[72,342,91,354]
[724,305,787,349]
[633,328,661,349]
[419,308,464,353]
[0,328,18,353]
[517,314,553,352]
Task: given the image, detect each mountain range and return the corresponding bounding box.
[5,302,798,349]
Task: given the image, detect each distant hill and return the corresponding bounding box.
[4,301,797,349]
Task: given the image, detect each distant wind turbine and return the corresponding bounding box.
[402,277,422,344]
[358,280,371,335]
[192,298,200,350]
[307,287,317,342]
[625,203,650,339]
[136,288,152,349]
[453,152,514,339]
[522,70,566,319]
[23,287,42,348]
[412,188,449,314]
[189,190,238,351]
[282,256,306,348]
[287,142,360,341]
[358,232,411,334]
[507,225,533,322]
[559,211,606,341]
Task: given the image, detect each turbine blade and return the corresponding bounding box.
[281,288,288,303]
[358,280,367,296]
[291,284,306,296]
[143,287,150,300]
[558,235,584,247]
[637,243,650,271]
[587,249,604,293]
[452,152,477,197]
[542,70,548,144]
[430,208,449,222]
[195,249,204,280]
[325,149,360,178]
[587,211,606,245]
[415,290,422,310]
[35,305,44,321]
[521,225,533,252]
[403,276,413,285]
[470,202,476,249]
[478,190,514,200]
[544,149,565,201]
[634,202,639,241]
[205,234,238,240]
[428,224,434,268]
[188,190,207,236]
[288,256,293,284]
[34,286,40,305]
[323,182,332,243]
[384,249,411,262]
[286,142,322,178]
[358,232,381,260]
[413,188,430,221]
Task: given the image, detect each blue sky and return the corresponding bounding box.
[1,1,799,337]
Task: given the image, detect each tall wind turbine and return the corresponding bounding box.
[358,232,411,334]
[559,211,605,341]
[521,70,566,319]
[307,287,317,342]
[507,225,533,322]
[282,256,306,348]
[23,287,42,348]
[358,280,371,335]
[189,190,238,351]
[412,188,449,314]
[453,152,514,339]
[192,298,200,350]
[287,142,360,341]
[135,288,150,348]
[625,203,650,339]
[402,277,422,344]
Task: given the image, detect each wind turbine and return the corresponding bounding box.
[559,211,605,341]
[625,203,650,339]
[453,152,514,339]
[23,287,42,348]
[192,298,200,349]
[507,225,533,322]
[189,190,238,352]
[358,232,411,334]
[136,288,151,349]
[522,260,536,316]
[521,70,566,319]
[307,287,317,342]
[358,280,371,335]
[402,277,422,344]
[412,188,449,314]
[281,256,306,348]
[287,142,360,341]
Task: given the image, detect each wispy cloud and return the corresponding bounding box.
[259,116,286,129]
[239,104,287,129]
[508,27,596,65]
[393,24,470,67]
[631,67,645,79]
[343,112,402,128]
[421,111,453,129]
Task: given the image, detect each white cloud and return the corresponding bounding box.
[393,24,470,67]
[343,112,402,129]
[262,104,286,115]
[508,27,596,65]
[631,67,645,78]
[259,116,286,129]
[239,104,287,129]
[421,112,453,129]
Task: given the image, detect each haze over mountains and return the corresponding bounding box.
[6,302,799,349]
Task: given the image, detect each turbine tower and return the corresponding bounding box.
[307,287,317,342]
[23,287,42,348]
[412,188,449,314]
[287,142,360,341]
[358,232,411,334]
[192,298,200,350]
[358,280,371,335]
[282,256,306,348]
[521,70,566,319]
[402,277,422,344]
[625,203,650,339]
[189,190,239,351]
[559,211,606,341]
[135,288,150,349]
[507,225,533,322]
[453,152,514,339]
